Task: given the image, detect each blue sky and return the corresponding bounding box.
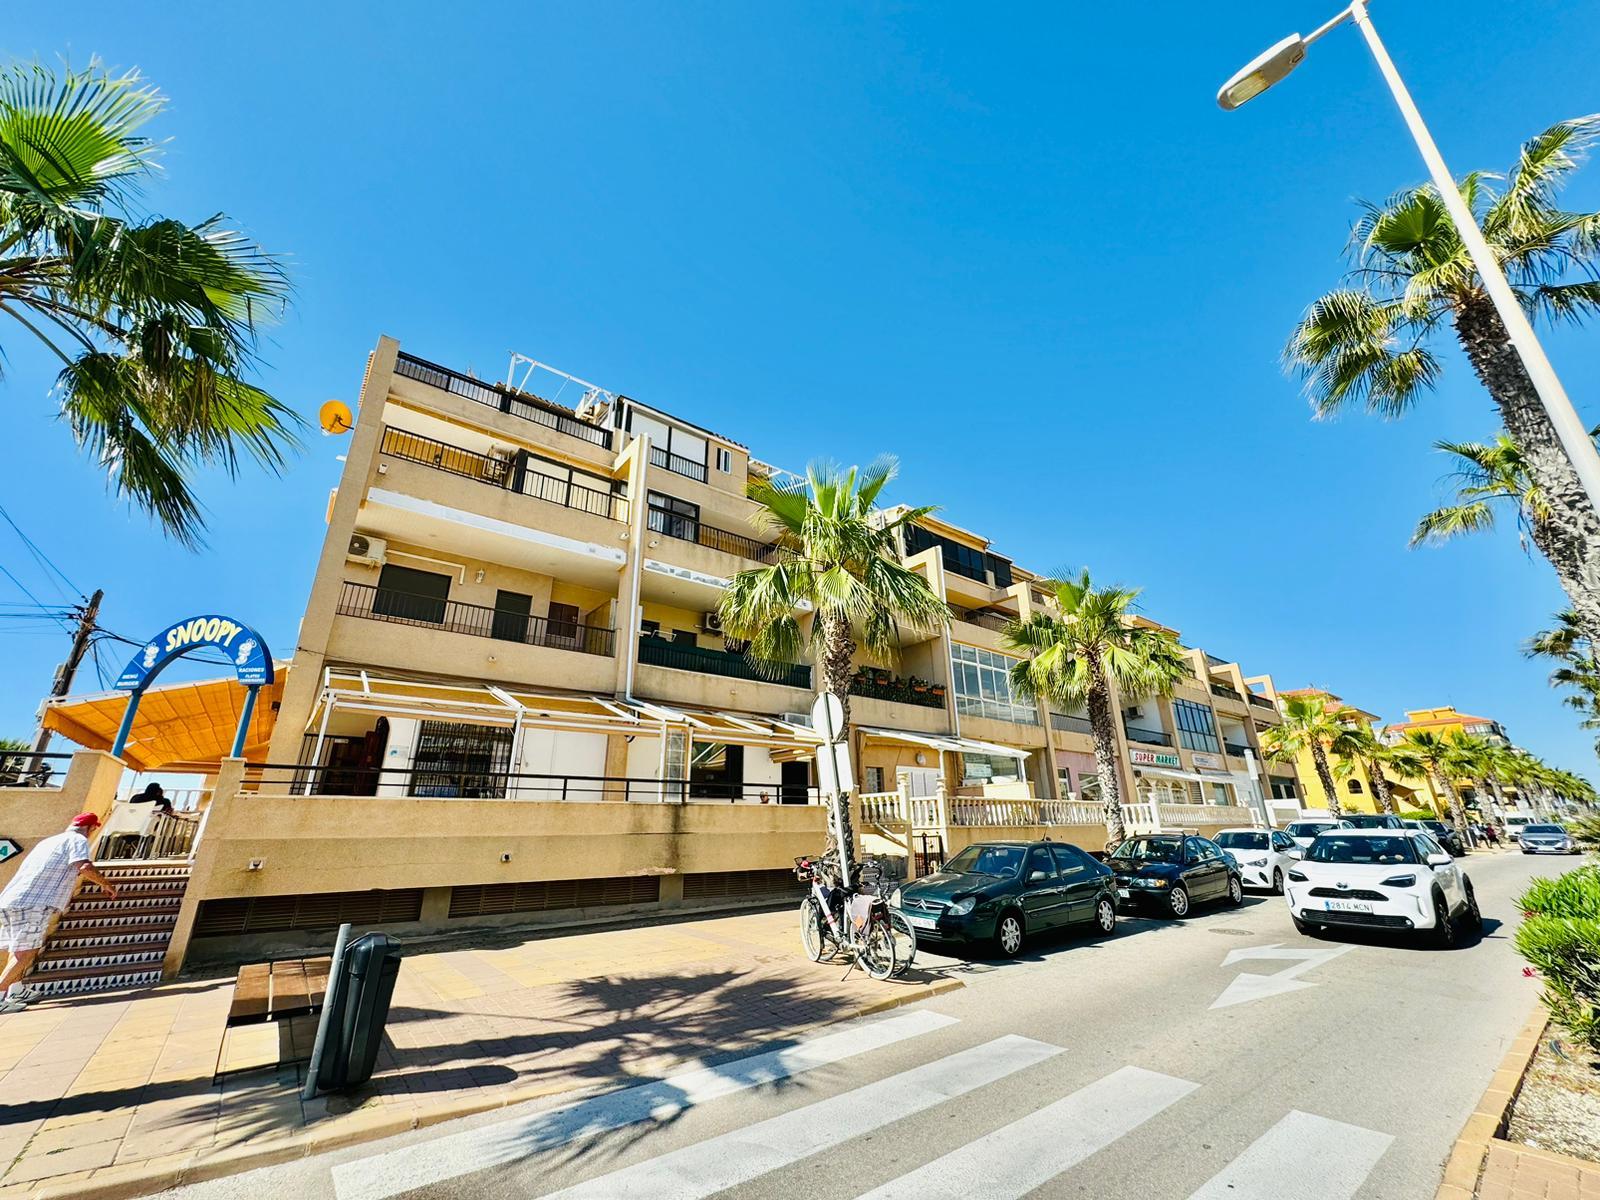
[4,1,1600,777]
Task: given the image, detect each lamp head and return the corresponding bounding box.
[1217,33,1307,110]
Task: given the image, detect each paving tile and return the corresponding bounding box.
[3,1138,121,1184]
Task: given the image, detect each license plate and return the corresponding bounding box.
[904,913,937,930]
[1323,899,1373,913]
[1117,888,1131,899]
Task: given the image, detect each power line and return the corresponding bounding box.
[0,562,71,632]
[0,503,82,600]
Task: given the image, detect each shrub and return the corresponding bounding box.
[1567,811,1600,853]
[1516,866,1600,1050]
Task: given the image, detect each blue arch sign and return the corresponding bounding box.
[111,614,273,760]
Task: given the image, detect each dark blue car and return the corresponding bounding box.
[1108,833,1244,918]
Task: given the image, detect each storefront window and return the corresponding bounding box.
[961,752,1021,785]
[690,741,744,801]
[950,644,1039,725]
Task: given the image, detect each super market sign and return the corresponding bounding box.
[1129,748,1180,769]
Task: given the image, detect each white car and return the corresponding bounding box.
[1282,817,1353,850]
[1214,827,1303,894]
[1519,823,1579,855]
[1501,814,1536,838]
[1284,828,1481,948]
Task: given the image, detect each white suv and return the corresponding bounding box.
[1214,827,1303,893]
[1285,828,1481,948]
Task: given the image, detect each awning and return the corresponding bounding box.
[1133,765,1214,786]
[857,726,1031,762]
[41,665,289,773]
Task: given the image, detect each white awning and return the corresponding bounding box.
[1133,765,1212,786]
[857,726,1030,762]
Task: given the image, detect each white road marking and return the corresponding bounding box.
[856,1065,1198,1200]
[330,1009,957,1200]
[1211,943,1356,1009]
[544,1034,1063,1199]
[1187,1109,1393,1200]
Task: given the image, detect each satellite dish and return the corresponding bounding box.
[319,400,354,436]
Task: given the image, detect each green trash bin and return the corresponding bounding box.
[316,932,402,1092]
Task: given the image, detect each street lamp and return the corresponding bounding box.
[1217,0,1600,517]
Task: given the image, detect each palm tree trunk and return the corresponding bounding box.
[1366,757,1397,814]
[1084,657,1127,850]
[1431,767,1470,844]
[1455,298,1600,643]
[1312,744,1341,817]
[816,610,859,870]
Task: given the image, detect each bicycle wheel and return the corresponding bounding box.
[886,908,917,976]
[799,896,835,962]
[859,918,897,981]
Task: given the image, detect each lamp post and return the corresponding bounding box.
[1217,0,1600,518]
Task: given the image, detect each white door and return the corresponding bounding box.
[896,766,940,797]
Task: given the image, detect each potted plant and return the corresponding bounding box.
[931,683,946,702]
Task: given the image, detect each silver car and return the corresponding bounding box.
[1519,823,1578,854]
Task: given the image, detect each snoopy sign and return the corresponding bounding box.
[111,614,274,758]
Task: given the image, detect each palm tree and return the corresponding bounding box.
[1002,571,1189,848]
[1411,434,1549,553]
[720,458,950,868]
[1261,694,1348,818]
[1329,717,1399,814]
[1527,611,1600,753]
[1286,116,1600,641]
[1,61,296,546]
[1450,734,1516,824]
[1397,730,1473,844]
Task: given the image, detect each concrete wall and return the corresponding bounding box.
[0,753,124,889]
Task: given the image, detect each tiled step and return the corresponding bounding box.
[39,928,174,956]
[49,916,179,939]
[24,865,192,999]
[78,881,188,899]
[34,946,165,973]
[23,966,164,997]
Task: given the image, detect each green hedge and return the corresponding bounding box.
[1515,866,1600,1050]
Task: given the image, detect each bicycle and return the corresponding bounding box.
[794,852,897,981]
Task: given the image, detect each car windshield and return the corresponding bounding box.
[1285,823,1330,838]
[1525,825,1565,835]
[1343,814,1395,828]
[941,845,1025,877]
[1112,837,1182,863]
[1423,821,1450,834]
[1306,835,1418,864]
[1216,832,1269,850]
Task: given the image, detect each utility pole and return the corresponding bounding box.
[29,588,103,758]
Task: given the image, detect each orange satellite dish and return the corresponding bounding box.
[319,399,354,435]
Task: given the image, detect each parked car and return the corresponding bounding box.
[1283,817,1353,849]
[1285,828,1481,947]
[1340,813,1406,830]
[1108,834,1244,918]
[1403,818,1467,857]
[889,840,1119,957]
[1518,823,1578,855]
[1502,814,1537,838]
[1214,828,1303,893]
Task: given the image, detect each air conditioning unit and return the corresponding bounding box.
[347,534,387,566]
[702,611,725,634]
[782,712,813,728]
[1123,705,1142,719]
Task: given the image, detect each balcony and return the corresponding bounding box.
[650,445,708,483]
[1224,742,1251,758]
[1210,682,1244,701]
[380,427,626,522]
[849,668,945,710]
[1248,693,1275,711]
[1051,713,1092,735]
[393,353,613,450]
[954,695,1039,726]
[1124,724,1173,748]
[647,507,772,561]
[337,582,615,656]
[637,635,811,689]
[954,608,1012,633]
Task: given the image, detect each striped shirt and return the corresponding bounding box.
[0,830,90,912]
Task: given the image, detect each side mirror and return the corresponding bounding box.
[1426,852,1452,868]
[1287,848,1304,859]
[1029,870,1049,883]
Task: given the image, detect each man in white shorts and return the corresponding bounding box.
[0,812,117,1012]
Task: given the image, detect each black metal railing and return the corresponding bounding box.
[380,427,626,521]
[1051,713,1093,734]
[1225,742,1251,758]
[849,673,945,709]
[1248,693,1275,710]
[338,582,615,657]
[242,763,821,804]
[394,353,613,449]
[0,751,73,788]
[956,609,1011,632]
[637,635,811,688]
[1124,724,1173,747]
[650,445,707,483]
[646,507,771,560]
[1210,682,1243,701]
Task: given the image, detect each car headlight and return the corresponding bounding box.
[889,887,902,908]
[948,897,976,916]
[1135,877,1169,889]
[1288,869,1308,883]
[1380,873,1416,888]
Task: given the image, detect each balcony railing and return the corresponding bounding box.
[1224,742,1251,758]
[1210,682,1243,701]
[637,634,811,689]
[650,445,708,483]
[380,427,626,521]
[1051,712,1093,735]
[949,799,1101,828]
[1124,724,1173,747]
[394,353,613,449]
[242,764,820,804]
[955,609,1011,633]
[337,582,615,656]
[849,672,946,709]
[1248,693,1275,710]
[954,695,1040,725]
[647,507,771,560]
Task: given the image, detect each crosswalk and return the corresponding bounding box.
[334,1011,1399,1200]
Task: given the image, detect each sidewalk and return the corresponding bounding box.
[0,910,959,1197]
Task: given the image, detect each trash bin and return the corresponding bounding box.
[315,932,402,1092]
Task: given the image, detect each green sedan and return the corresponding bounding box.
[889,840,1120,957]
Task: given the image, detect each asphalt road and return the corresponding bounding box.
[167,851,1564,1200]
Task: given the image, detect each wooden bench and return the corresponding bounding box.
[226,956,331,1025]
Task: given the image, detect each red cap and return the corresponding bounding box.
[70,812,101,831]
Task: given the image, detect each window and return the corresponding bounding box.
[1346,779,1364,794]
[715,447,732,473]
[516,451,620,517]
[903,524,1010,585]
[1210,782,1231,805]
[1051,845,1096,877]
[672,628,698,647]
[640,619,661,636]
[547,602,580,645]
[943,844,1024,877]
[1057,766,1072,795]
[1025,847,1056,883]
[1271,779,1299,800]
[1217,831,1269,851]
[492,590,532,642]
[1307,835,1417,864]
[410,720,513,798]
[647,491,700,541]
[373,564,450,624]
[950,643,1038,724]
[960,752,1021,784]
[690,742,744,801]
[1172,699,1220,753]
[865,766,885,793]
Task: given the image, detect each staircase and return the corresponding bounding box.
[26,862,190,997]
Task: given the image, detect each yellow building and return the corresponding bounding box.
[1381,705,1517,817]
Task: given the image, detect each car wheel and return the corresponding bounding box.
[1094,896,1117,936]
[1226,875,1244,906]
[1431,891,1458,949]
[1462,880,1483,932]
[1272,868,1284,895]
[1166,885,1190,919]
[995,911,1025,957]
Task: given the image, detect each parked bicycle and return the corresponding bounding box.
[794,852,908,980]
